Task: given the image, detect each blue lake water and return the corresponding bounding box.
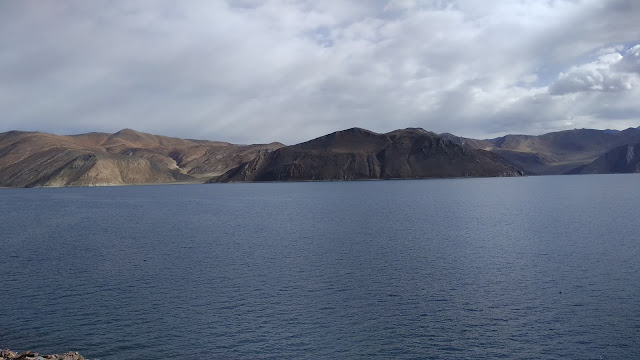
[1,175,639,359]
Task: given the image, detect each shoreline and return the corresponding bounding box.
[0,174,526,189]
[2,172,639,190]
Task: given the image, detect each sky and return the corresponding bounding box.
[1,0,640,145]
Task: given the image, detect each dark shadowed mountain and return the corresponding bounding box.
[209,128,523,183]
[566,143,640,174]
[442,128,640,175]
[0,129,283,187]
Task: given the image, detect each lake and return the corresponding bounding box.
[1,175,639,359]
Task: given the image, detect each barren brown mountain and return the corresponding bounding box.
[0,129,283,187]
[5,126,640,188]
[209,128,523,183]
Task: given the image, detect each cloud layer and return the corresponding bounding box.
[1,0,640,144]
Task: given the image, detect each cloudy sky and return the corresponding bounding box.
[1,0,640,144]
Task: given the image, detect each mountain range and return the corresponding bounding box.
[1,126,640,188]
[441,127,640,175]
[0,129,282,187]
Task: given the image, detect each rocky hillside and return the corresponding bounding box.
[5,125,640,187]
[566,143,640,174]
[442,127,640,175]
[0,129,283,187]
[209,128,523,182]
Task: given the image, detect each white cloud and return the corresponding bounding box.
[550,51,640,95]
[614,44,640,73]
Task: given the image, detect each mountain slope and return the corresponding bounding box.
[209,128,523,183]
[442,128,640,175]
[566,143,640,174]
[0,129,283,187]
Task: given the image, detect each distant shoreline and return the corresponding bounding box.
[0,175,524,189]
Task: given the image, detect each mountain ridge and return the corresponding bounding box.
[208,127,523,183]
[0,129,283,187]
[441,127,640,175]
[2,125,640,187]
[566,142,640,174]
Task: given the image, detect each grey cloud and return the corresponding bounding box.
[1,0,640,144]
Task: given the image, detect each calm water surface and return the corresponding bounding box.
[1,175,639,359]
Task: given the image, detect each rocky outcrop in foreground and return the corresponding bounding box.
[0,350,85,360]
